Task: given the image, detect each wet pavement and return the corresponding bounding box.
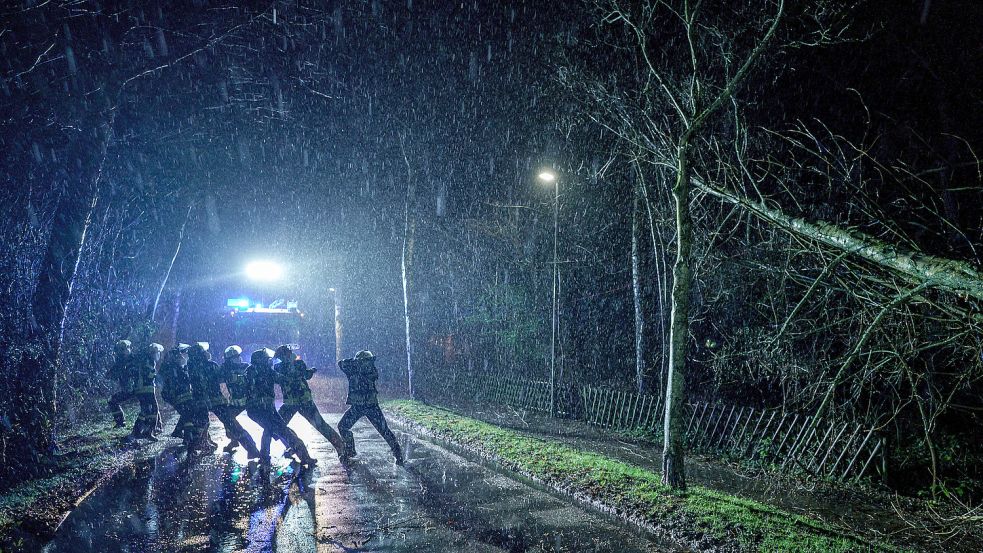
[44,410,667,552]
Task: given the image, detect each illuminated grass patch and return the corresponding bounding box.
[385,400,891,553]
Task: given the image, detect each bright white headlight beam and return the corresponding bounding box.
[245,260,284,282]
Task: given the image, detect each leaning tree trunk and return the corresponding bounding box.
[694,178,983,303]
[150,203,194,323]
[663,140,693,490]
[25,117,114,458]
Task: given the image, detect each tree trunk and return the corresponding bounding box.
[334,295,344,367]
[150,203,194,323]
[398,133,417,398]
[25,117,114,457]
[663,141,692,490]
[402,211,416,399]
[696,179,983,301]
[632,182,651,395]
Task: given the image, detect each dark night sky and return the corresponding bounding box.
[2,0,980,380]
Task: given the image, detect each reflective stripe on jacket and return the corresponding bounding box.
[277,359,315,405]
[339,358,379,406]
[246,362,276,407]
[130,353,157,396]
[108,356,134,393]
[223,359,250,408]
[189,358,227,408]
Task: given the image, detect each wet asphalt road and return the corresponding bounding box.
[44,410,666,552]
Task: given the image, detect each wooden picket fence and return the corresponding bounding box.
[433,371,552,413]
[581,384,664,430]
[580,386,883,482]
[422,372,883,483]
[480,374,552,413]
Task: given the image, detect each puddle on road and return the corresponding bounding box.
[45,414,670,552]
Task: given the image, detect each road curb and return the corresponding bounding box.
[47,412,180,539]
[385,410,715,552]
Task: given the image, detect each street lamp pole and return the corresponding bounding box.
[329,288,343,366]
[539,170,560,416]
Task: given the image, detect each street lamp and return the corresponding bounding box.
[245,260,284,282]
[538,169,560,416]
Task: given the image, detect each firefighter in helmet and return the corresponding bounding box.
[338,350,403,465]
[107,339,136,429]
[220,345,253,453]
[129,342,163,441]
[159,345,209,453]
[246,348,316,467]
[187,343,258,457]
[259,345,346,459]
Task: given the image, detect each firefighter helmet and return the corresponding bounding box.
[251,348,273,365]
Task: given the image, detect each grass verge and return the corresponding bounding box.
[0,409,148,551]
[384,400,893,553]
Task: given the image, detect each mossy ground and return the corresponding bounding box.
[385,400,895,552]
[0,408,142,550]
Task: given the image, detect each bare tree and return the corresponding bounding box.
[569,0,983,498]
[1,1,272,466]
[585,0,786,489]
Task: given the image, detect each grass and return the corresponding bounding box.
[0,409,140,549]
[384,400,894,553]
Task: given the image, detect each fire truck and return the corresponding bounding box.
[222,298,305,355]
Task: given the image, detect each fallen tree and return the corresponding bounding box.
[694,177,983,303]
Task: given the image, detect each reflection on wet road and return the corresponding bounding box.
[45,411,666,552]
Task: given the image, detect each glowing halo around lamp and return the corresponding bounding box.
[538,170,557,183]
[245,260,284,282]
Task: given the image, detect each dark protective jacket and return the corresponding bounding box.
[130,352,157,396]
[222,359,250,408]
[159,358,192,406]
[189,357,226,408]
[107,354,134,393]
[338,358,379,406]
[246,361,278,407]
[275,359,315,405]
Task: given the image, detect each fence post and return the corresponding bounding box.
[802,422,837,470]
[815,423,848,474]
[781,415,815,468]
[828,424,863,478]
[720,407,745,449]
[842,425,877,480]
[711,405,736,449]
[854,436,883,482]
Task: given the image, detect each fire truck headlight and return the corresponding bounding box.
[245,260,284,282]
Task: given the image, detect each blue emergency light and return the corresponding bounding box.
[227,298,250,308]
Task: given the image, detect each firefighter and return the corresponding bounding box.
[187,343,260,458]
[220,345,253,453]
[158,345,209,453]
[129,342,163,441]
[259,345,346,459]
[246,348,316,467]
[107,339,136,428]
[338,351,403,465]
